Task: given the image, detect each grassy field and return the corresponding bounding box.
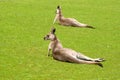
[0,0,120,80]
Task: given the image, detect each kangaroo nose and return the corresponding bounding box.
[44,37,46,40]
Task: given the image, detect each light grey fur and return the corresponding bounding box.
[44,28,104,67]
[53,6,95,29]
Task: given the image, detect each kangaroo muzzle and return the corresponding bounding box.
[44,36,47,40]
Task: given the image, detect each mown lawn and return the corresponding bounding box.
[0,0,120,80]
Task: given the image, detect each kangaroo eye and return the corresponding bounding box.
[47,35,49,37]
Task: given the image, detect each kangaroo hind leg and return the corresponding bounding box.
[76,53,94,61]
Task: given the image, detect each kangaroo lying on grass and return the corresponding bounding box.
[53,6,95,29]
[44,28,105,67]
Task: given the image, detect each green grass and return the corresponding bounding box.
[0,0,120,80]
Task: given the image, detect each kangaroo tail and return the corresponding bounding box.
[96,63,103,68]
[86,25,95,29]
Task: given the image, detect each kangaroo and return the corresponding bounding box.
[44,27,105,67]
[53,6,95,29]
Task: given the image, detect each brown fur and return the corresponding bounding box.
[44,28,105,67]
[53,6,95,29]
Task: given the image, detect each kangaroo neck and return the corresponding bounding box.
[58,10,64,21]
[51,37,63,52]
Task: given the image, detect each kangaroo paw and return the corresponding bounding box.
[97,63,103,68]
[95,58,105,62]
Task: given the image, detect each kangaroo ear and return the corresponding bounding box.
[53,28,56,34]
[57,5,60,9]
[51,27,56,34]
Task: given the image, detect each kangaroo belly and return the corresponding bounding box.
[52,48,78,62]
[53,53,67,62]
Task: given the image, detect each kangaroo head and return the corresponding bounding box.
[53,5,61,24]
[44,28,56,41]
[56,5,61,14]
